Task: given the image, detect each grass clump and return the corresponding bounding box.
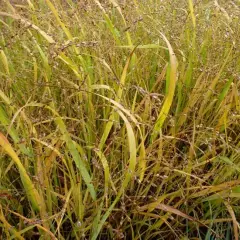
[0,0,239,239]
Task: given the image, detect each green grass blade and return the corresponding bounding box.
[98,48,137,150]
[45,0,73,40]
[151,33,178,141]
[217,77,233,107]
[91,108,136,240]
[46,106,96,200]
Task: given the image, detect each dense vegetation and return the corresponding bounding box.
[0,0,239,239]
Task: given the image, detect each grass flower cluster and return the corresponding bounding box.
[0,0,239,239]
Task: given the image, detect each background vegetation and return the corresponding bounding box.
[0,0,239,239]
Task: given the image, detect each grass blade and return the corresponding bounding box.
[46,106,96,200]
[151,33,178,141]
[91,108,136,240]
[0,133,41,211]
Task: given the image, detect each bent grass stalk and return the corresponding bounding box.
[91,107,137,240]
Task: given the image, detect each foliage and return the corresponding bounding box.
[0,0,239,239]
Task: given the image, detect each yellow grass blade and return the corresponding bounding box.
[224,201,239,240]
[94,149,110,198]
[0,206,24,240]
[45,0,73,40]
[138,137,146,182]
[0,12,55,44]
[58,53,82,79]
[0,89,11,105]
[0,49,10,76]
[91,108,136,240]
[151,33,178,141]
[188,0,196,29]
[97,48,137,150]
[116,109,137,189]
[191,180,240,198]
[0,133,41,211]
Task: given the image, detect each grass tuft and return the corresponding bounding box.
[0,0,239,239]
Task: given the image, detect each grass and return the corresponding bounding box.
[0,0,239,239]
